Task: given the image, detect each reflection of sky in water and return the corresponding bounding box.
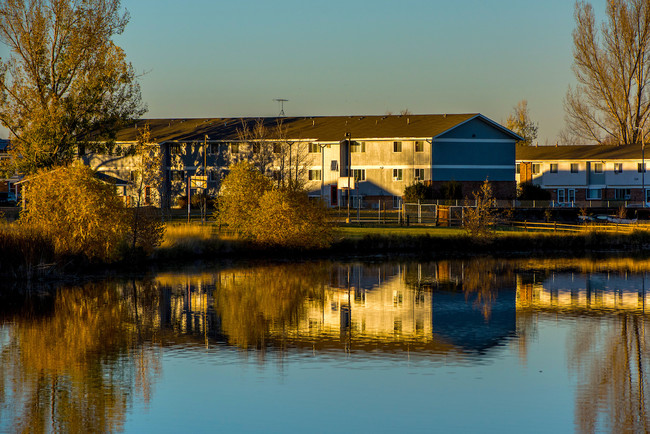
[3,259,650,433]
[125,319,576,433]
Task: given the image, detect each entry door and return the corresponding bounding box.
[330,185,338,206]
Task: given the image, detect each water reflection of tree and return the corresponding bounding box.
[214,263,329,349]
[0,281,161,432]
[570,314,650,433]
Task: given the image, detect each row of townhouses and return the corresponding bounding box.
[516,144,650,205]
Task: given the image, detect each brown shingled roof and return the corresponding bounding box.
[516,144,646,161]
[115,114,481,143]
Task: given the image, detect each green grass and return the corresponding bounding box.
[335,225,464,239]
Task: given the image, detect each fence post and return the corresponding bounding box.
[554,221,557,233]
[418,200,421,224]
[524,220,527,232]
[533,200,536,208]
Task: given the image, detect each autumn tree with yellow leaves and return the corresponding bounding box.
[215,161,332,248]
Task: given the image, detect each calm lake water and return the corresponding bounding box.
[1,257,650,433]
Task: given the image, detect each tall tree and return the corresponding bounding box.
[506,100,538,146]
[565,0,650,145]
[0,0,145,174]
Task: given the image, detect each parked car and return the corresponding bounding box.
[0,191,17,206]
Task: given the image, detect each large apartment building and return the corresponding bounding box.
[85,113,520,209]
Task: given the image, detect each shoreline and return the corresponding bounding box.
[4,229,650,283]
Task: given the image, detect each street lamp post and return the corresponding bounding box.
[319,143,329,204]
[345,132,351,223]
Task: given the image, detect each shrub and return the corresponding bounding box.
[20,164,130,262]
[215,161,333,248]
[463,180,497,239]
[517,182,551,200]
[252,189,332,248]
[403,182,432,203]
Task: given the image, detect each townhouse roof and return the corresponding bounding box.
[114,113,518,143]
[516,143,646,161]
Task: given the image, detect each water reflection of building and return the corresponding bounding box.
[291,264,434,345]
[153,263,519,356]
[517,272,650,314]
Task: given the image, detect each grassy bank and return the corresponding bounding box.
[156,223,650,260]
[5,221,650,279]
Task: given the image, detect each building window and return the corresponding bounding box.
[516,163,520,174]
[350,142,365,153]
[568,189,576,202]
[571,163,579,173]
[273,143,283,154]
[209,170,219,182]
[593,162,603,173]
[393,168,403,181]
[550,163,558,173]
[309,143,320,153]
[352,169,366,181]
[615,188,631,200]
[415,141,424,152]
[532,164,541,174]
[393,141,402,152]
[170,144,182,155]
[557,189,565,203]
[393,196,401,208]
[230,143,239,154]
[414,168,424,180]
[614,163,623,173]
[308,169,322,181]
[639,163,647,173]
[170,170,184,181]
[587,188,602,200]
[331,160,339,171]
[208,143,220,155]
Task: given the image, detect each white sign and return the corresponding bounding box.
[191,175,208,189]
[337,177,355,190]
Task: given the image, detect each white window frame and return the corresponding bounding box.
[308,169,322,181]
[352,169,366,181]
[532,164,541,174]
[550,163,558,173]
[393,168,403,181]
[414,168,424,180]
[567,189,576,203]
[557,189,565,203]
[393,141,402,153]
[570,163,579,173]
[614,163,623,173]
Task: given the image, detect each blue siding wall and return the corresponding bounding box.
[432,117,516,182]
[437,117,515,141]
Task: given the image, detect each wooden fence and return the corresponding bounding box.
[510,221,650,234]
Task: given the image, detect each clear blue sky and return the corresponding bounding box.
[3,1,608,143]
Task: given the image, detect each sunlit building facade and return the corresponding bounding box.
[86,114,520,209]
